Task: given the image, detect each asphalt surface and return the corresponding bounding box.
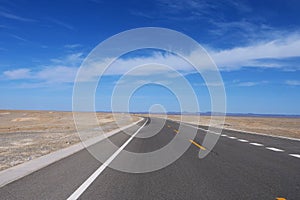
[1,117,299,200]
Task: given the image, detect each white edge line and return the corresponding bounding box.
[67,118,148,200]
[223,127,300,142]
[167,119,299,159]
[180,122,221,135]
[168,119,300,142]
[265,147,284,152]
[289,154,300,159]
[0,118,143,188]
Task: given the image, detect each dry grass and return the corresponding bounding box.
[0,110,139,171]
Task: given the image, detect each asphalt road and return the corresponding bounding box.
[1,117,299,200]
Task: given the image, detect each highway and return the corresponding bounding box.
[1,117,299,200]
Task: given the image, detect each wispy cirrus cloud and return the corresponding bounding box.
[64,44,82,49]
[132,0,215,21]
[234,81,268,87]
[132,0,279,48]
[132,0,251,22]
[47,18,74,30]
[9,34,28,42]
[0,24,9,28]
[0,10,36,22]
[208,19,275,40]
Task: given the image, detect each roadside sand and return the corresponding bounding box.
[146,114,300,139]
[0,110,139,171]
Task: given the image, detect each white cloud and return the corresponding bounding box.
[35,66,77,83]
[50,52,84,66]
[285,80,300,86]
[74,52,196,82]
[80,32,300,80]
[210,33,300,70]
[64,44,82,49]
[80,33,300,80]
[235,82,262,87]
[3,32,300,87]
[228,80,269,87]
[2,53,82,84]
[3,66,77,83]
[3,68,31,79]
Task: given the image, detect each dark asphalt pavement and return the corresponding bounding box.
[1,117,299,200]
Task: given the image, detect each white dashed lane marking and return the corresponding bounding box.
[237,139,249,142]
[250,143,264,146]
[219,133,299,157]
[289,154,300,159]
[177,122,300,161]
[266,147,284,152]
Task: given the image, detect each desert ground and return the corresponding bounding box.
[1,110,299,171]
[0,110,139,171]
[147,114,300,139]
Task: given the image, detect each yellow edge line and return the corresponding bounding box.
[189,140,206,150]
[174,129,179,133]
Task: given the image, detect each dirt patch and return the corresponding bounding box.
[0,112,10,115]
[11,117,39,122]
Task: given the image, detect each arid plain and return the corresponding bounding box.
[1,110,299,171]
[159,114,300,139]
[0,110,139,171]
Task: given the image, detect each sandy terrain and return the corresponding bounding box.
[0,110,139,171]
[1,110,299,171]
[145,114,300,139]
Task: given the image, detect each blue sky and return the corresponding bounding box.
[0,0,300,114]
